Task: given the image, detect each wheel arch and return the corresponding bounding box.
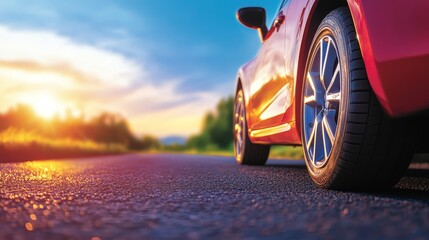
[294,0,348,140]
[235,75,251,135]
[235,68,252,115]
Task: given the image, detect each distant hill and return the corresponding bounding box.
[160,136,187,146]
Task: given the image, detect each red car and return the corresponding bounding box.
[234,0,429,190]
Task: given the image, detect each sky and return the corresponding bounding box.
[0,0,279,138]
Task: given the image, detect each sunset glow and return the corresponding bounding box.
[0,0,278,138]
[0,23,224,137]
[26,94,62,119]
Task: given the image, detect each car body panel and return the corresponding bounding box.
[347,0,429,117]
[238,0,312,145]
[246,3,290,131]
[237,0,429,145]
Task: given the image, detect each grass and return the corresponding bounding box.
[0,128,304,162]
[154,144,304,160]
[0,128,127,162]
[269,146,304,160]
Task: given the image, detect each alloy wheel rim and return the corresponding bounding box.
[303,35,341,168]
[234,92,245,161]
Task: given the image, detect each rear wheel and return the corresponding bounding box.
[301,7,414,190]
[234,88,270,165]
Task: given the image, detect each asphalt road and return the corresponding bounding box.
[0,154,428,240]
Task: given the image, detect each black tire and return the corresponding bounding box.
[301,7,414,190]
[234,88,270,165]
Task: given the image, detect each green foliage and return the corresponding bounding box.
[87,113,134,145]
[184,96,304,160]
[187,96,234,150]
[269,146,304,160]
[139,135,161,150]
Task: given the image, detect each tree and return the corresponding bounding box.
[86,112,137,147]
[140,136,161,150]
[187,96,234,150]
[0,104,141,149]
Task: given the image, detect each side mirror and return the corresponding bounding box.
[237,7,268,42]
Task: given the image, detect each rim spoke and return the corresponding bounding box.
[326,63,340,94]
[312,120,318,165]
[306,118,317,150]
[307,72,317,93]
[308,71,325,94]
[326,92,341,102]
[322,119,329,161]
[236,122,242,140]
[304,95,316,105]
[321,38,331,82]
[323,110,337,144]
[313,112,325,165]
[319,39,324,76]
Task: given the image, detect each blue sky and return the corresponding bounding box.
[0,1,279,137]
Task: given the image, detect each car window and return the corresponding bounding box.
[278,0,289,11]
[270,0,290,27]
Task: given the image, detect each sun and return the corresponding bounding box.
[29,94,63,119]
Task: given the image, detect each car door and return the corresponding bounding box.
[249,0,292,131]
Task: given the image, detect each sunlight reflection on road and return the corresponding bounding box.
[20,161,86,181]
[0,159,100,237]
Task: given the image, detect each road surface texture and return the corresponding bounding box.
[0,154,428,240]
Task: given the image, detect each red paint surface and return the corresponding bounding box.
[348,0,429,117]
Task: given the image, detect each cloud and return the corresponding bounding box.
[0,25,142,86]
[0,24,221,137]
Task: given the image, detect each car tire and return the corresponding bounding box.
[234,88,270,165]
[301,7,414,190]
